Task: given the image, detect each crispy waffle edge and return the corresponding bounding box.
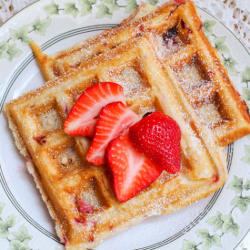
[3,104,65,242]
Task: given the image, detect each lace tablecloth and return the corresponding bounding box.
[1,0,250,51]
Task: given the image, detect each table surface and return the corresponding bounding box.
[0,0,250,249]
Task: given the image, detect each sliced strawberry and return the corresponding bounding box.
[64,82,125,137]
[86,102,139,166]
[106,135,163,202]
[129,111,181,174]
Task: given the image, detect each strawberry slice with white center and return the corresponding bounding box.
[106,135,163,202]
[86,102,139,166]
[64,82,125,137]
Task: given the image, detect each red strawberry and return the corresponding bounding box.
[86,102,139,166]
[106,135,163,202]
[64,82,125,137]
[129,111,181,174]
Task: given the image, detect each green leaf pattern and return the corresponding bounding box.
[1,1,54,61]
[241,66,250,83]
[214,36,230,54]
[125,0,139,13]
[222,55,238,76]
[10,26,32,45]
[221,214,239,236]
[43,0,60,16]
[102,0,119,13]
[206,211,223,231]
[0,203,33,248]
[242,87,250,102]
[227,176,244,194]
[12,225,33,242]
[32,18,52,36]
[183,175,250,249]
[97,0,119,18]
[96,4,112,18]
[181,239,199,250]
[231,196,250,213]
[64,3,79,18]
[203,20,216,38]
[242,145,250,164]
[243,179,250,190]
[9,240,30,250]
[0,42,9,59]
[79,0,97,16]
[146,0,158,6]
[6,44,23,62]
[196,229,222,250]
[0,215,15,238]
[0,203,6,215]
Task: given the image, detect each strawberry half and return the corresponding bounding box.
[129,111,181,174]
[106,135,163,202]
[86,102,139,166]
[64,82,125,137]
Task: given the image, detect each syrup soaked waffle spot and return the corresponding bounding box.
[59,147,80,170]
[75,177,109,215]
[40,109,62,132]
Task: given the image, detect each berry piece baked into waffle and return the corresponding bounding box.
[3,1,250,250]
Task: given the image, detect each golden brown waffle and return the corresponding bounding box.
[30,2,177,81]
[4,0,250,249]
[31,0,250,147]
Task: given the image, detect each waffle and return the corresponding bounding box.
[30,1,176,81]
[4,1,250,249]
[31,0,250,147]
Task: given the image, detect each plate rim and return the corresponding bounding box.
[0,1,249,249]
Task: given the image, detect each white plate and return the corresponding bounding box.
[0,1,250,249]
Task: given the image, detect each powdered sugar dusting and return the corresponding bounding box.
[107,66,151,102]
[177,64,205,91]
[156,31,185,59]
[196,103,222,127]
[172,58,227,128]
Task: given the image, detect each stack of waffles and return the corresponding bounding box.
[4,1,250,249]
